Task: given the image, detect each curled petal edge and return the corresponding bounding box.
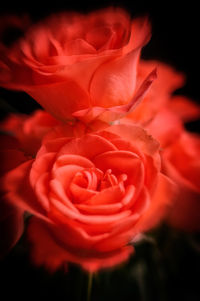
[72,68,157,130]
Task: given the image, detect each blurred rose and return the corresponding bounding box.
[3,123,173,271]
[138,108,200,231]
[0,109,59,255]
[167,95,200,123]
[0,8,154,127]
[1,110,60,156]
[0,134,26,257]
[163,131,200,231]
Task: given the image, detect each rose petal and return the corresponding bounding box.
[3,160,49,220]
[30,152,56,187]
[73,69,157,128]
[49,179,80,213]
[89,47,140,107]
[26,79,91,123]
[85,184,125,205]
[54,154,94,169]
[168,95,200,122]
[50,196,131,225]
[75,202,123,215]
[27,217,133,272]
[133,173,175,234]
[107,123,160,159]
[93,150,144,188]
[58,134,117,159]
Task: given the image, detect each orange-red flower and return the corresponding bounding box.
[3,123,174,271]
[0,110,60,256]
[0,8,155,127]
[0,134,26,257]
[0,110,60,156]
[141,108,200,231]
[163,131,200,231]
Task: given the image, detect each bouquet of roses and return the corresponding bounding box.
[0,7,199,299]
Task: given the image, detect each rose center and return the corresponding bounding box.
[69,168,127,203]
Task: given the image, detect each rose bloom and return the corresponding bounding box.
[140,107,200,231]
[0,134,26,257]
[0,110,60,156]
[0,110,59,255]
[163,130,200,231]
[3,123,173,271]
[0,8,155,127]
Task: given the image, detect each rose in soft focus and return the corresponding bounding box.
[0,109,59,255]
[0,8,154,127]
[123,59,200,232]
[0,110,60,156]
[3,123,173,271]
[141,107,200,231]
[0,134,26,257]
[163,131,200,231]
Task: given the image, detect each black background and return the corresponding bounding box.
[0,1,200,300]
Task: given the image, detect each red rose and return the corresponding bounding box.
[0,110,59,255]
[139,108,200,231]
[0,110,60,156]
[163,131,200,231]
[3,123,173,271]
[0,134,26,257]
[0,8,155,127]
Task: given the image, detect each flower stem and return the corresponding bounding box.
[87,272,93,301]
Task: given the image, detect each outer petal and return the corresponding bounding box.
[167,185,200,231]
[25,79,91,123]
[132,173,175,234]
[27,217,134,272]
[89,48,140,107]
[163,152,200,231]
[126,60,185,124]
[146,109,183,147]
[57,134,117,159]
[73,69,157,128]
[0,111,60,156]
[168,95,200,122]
[3,160,49,220]
[137,60,185,94]
[106,123,160,159]
[88,17,151,107]
[123,17,151,54]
